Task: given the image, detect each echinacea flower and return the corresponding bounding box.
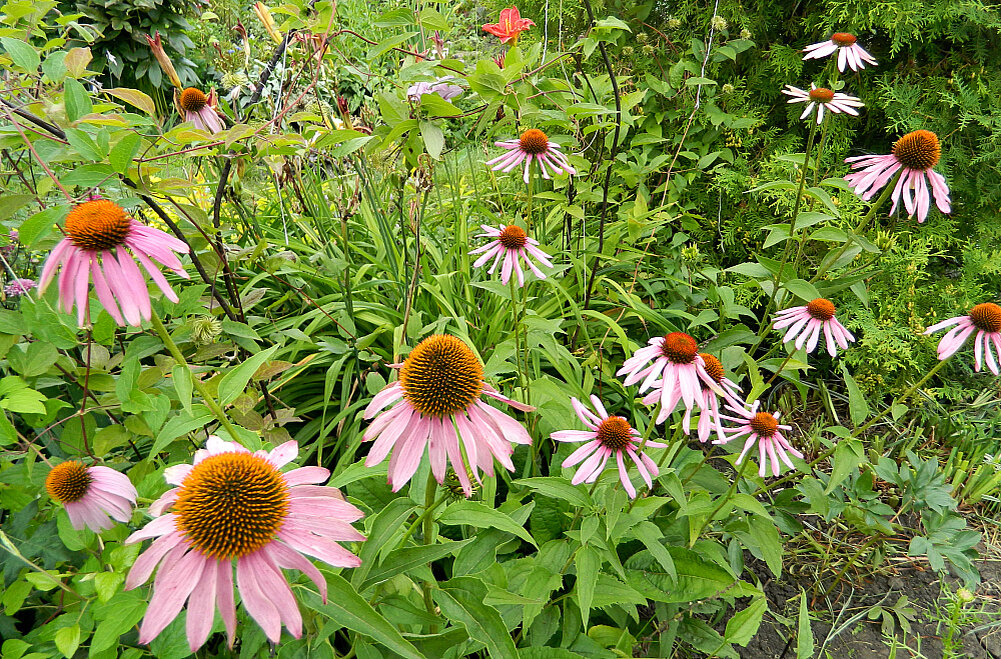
[4,277,35,297]
[552,396,665,498]
[470,224,553,286]
[802,32,877,72]
[714,401,801,477]
[177,87,226,134]
[145,32,183,89]
[38,199,189,327]
[487,129,576,185]
[618,332,723,425]
[924,302,1001,374]
[844,129,951,223]
[482,6,535,45]
[363,334,533,496]
[781,84,864,124]
[46,461,137,532]
[125,438,364,651]
[774,298,856,357]
[407,77,463,102]
[695,353,744,443]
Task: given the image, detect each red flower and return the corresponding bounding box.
[482,6,535,44]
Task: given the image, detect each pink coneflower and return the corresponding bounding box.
[618,332,722,425]
[407,76,463,102]
[802,32,877,71]
[125,437,364,651]
[470,224,553,286]
[695,353,744,443]
[4,277,35,297]
[714,401,801,477]
[482,6,535,45]
[177,87,225,133]
[781,84,864,124]
[774,298,856,357]
[46,461,136,532]
[844,129,950,224]
[552,396,665,498]
[924,302,1001,374]
[38,199,189,327]
[363,334,533,496]
[486,129,576,185]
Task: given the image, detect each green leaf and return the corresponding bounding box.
[575,546,600,627]
[796,589,814,659]
[359,539,473,591]
[109,132,141,174]
[724,597,767,646]
[64,78,92,122]
[784,279,821,302]
[438,500,537,547]
[631,521,676,581]
[435,577,517,659]
[105,88,156,116]
[825,438,864,494]
[302,576,425,659]
[90,591,146,654]
[65,127,103,161]
[217,346,278,405]
[514,477,594,508]
[420,121,445,160]
[171,365,193,415]
[626,546,737,603]
[54,624,81,659]
[840,363,870,426]
[18,205,64,248]
[352,498,417,588]
[1,37,40,72]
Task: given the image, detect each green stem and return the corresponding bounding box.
[765,352,796,386]
[691,457,752,546]
[422,472,439,631]
[397,492,448,549]
[810,170,899,283]
[150,311,241,441]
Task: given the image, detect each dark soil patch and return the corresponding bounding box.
[738,550,1001,658]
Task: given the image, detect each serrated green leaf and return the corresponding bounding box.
[109,132,141,174]
[575,545,600,627]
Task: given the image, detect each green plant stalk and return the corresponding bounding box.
[150,311,241,441]
[691,457,753,547]
[397,492,448,549]
[422,472,439,631]
[765,351,796,386]
[751,357,952,497]
[821,534,881,597]
[810,170,900,283]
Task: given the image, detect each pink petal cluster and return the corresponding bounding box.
[47,463,137,532]
[781,84,864,124]
[774,300,856,357]
[470,224,553,286]
[714,401,802,477]
[802,33,877,71]
[126,438,364,651]
[924,304,1001,374]
[552,396,665,498]
[486,129,576,184]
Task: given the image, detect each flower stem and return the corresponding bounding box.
[422,472,439,631]
[810,170,899,283]
[690,456,752,547]
[149,311,242,442]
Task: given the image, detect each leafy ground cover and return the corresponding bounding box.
[2,0,1001,657]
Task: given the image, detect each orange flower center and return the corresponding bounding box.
[179,87,208,112]
[64,200,132,251]
[595,416,634,451]
[749,412,779,437]
[46,461,92,503]
[499,225,528,250]
[969,303,1001,333]
[399,334,484,418]
[175,452,289,559]
[699,353,724,383]
[808,87,835,103]
[831,32,857,46]
[660,332,698,364]
[519,129,550,155]
[892,130,941,171]
[807,298,836,321]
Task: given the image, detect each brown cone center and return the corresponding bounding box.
[64,200,132,251]
[519,129,549,155]
[749,412,779,437]
[180,87,208,112]
[660,332,698,364]
[46,461,92,503]
[970,303,1001,333]
[892,130,941,171]
[498,225,527,249]
[808,87,835,103]
[595,416,634,451]
[399,335,484,418]
[699,353,724,383]
[831,32,857,46]
[807,298,836,321]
